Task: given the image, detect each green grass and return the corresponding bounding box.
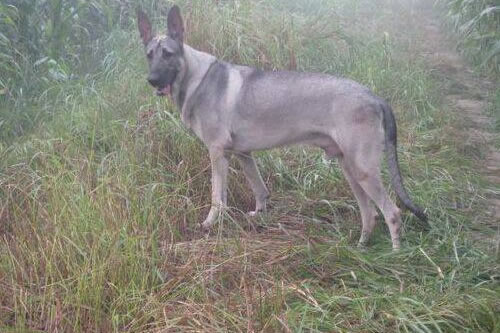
[443,0,500,76]
[0,0,499,332]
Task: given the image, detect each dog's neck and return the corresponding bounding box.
[173,44,216,111]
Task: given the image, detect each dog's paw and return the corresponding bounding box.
[201,219,214,230]
[357,241,368,249]
[247,208,266,217]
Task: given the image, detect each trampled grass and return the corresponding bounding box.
[0,0,499,332]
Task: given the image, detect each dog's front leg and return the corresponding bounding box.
[201,149,229,230]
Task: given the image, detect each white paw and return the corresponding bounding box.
[247,211,258,217]
[248,208,266,217]
[201,219,214,230]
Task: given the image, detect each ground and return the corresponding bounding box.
[446,84,500,224]
[418,3,500,234]
[0,0,499,332]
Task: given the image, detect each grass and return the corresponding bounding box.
[443,0,500,76]
[0,0,499,332]
[490,89,500,148]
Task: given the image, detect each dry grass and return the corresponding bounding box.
[1,0,499,332]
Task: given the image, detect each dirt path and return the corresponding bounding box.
[414,3,499,242]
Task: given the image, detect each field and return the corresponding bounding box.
[0,0,499,332]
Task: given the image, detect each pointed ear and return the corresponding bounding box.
[167,5,184,43]
[137,9,153,46]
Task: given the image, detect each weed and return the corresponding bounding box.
[0,0,498,332]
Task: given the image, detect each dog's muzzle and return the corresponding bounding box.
[156,85,171,96]
[148,70,177,98]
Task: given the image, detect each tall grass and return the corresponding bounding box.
[0,0,499,331]
[444,0,500,76]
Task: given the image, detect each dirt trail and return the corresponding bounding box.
[414,4,500,237]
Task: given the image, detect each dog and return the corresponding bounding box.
[136,5,427,249]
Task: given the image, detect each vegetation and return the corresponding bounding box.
[0,0,499,332]
[444,0,500,75]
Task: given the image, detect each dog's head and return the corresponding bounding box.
[137,5,185,97]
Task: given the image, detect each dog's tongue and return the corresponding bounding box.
[156,85,171,97]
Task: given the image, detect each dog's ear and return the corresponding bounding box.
[167,5,184,43]
[137,9,153,46]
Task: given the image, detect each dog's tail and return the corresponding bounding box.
[381,102,428,223]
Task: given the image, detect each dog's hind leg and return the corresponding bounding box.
[339,126,402,249]
[201,148,229,230]
[356,172,402,250]
[235,152,270,216]
[339,158,377,247]
[347,151,402,249]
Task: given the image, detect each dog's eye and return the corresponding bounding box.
[162,49,173,58]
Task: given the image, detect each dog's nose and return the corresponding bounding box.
[148,75,161,87]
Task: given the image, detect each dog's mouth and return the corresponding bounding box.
[156,85,171,97]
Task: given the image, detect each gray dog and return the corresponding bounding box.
[137,5,427,249]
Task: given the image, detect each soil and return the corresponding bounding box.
[415,3,499,243]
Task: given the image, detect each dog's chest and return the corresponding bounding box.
[181,111,203,138]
